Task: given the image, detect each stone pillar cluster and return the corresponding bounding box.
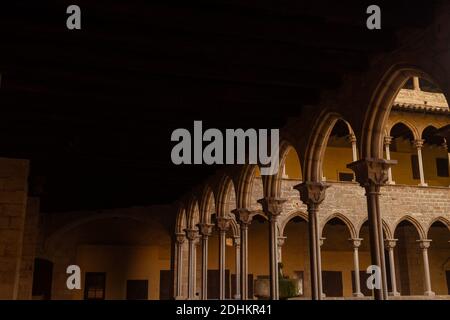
[294,182,329,300]
[232,208,254,300]
[258,197,286,300]
[347,158,396,300]
[172,152,446,301]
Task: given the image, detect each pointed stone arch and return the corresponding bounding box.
[356,217,393,240]
[216,174,237,217]
[393,215,426,240]
[199,184,216,224]
[426,216,450,238]
[186,196,200,230]
[279,210,308,237]
[320,212,357,239]
[361,62,450,160]
[387,120,420,141]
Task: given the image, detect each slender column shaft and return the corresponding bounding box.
[308,205,322,300]
[234,237,241,299]
[219,229,226,299]
[269,214,280,299]
[413,76,420,90]
[385,239,400,296]
[417,239,434,296]
[201,236,209,299]
[348,134,358,162]
[198,223,213,300]
[241,224,249,299]
[185,229,198,300]
[414,140,427,186]
[349,238,363,297]
[374,185,389,299]
[175,233,186,299]
[384,136,394,184]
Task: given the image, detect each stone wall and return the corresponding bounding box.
[0,157,29,299]
[17,197,40,299]
[276,178,450,238]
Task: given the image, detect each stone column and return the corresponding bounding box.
[384,136,395,185]
[198,223,213,300]
[175,232,186,299]
[216,216,231,300]
[277,236,287,263]
[231,208,254,300]
[348,133,358,162]
[233,236,241,299]
[258,197,286,300]
[413,76,420,91]
[185,228,198,300]
[414,139,427,186]
[384,239,400,296]
[294,182,329,300]
[349,238,364,297]
[417,239,435,296]
[319,237,326,298]
[347,158,396,300]
[442,141,450,187]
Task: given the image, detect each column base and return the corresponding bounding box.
[388,291,400,296]
[387,181,396,185]
[174,295,186,300]
[352,292,364,297]
[233,294,241,300]
[419,183,428,187]
[424,291,435,296]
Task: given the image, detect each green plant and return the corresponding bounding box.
[279,278,298,299]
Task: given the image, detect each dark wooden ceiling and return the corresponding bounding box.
[0,0,437,212]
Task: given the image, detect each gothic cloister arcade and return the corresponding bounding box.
[2,1,450,303]
[173,23,450,299]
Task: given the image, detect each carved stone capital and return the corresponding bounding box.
[294,181,330,207]
[175,232,186,244]
[277,236,287,247]
[436,125,450,152]
[417,239,432,249]
[319,237,326,247]
[384,238,398,249]
[231,208,254,226]
[184,228,199,241]
[413,139,424,149]
[257,197,286,217]
[347,133,357,144]
[216,216,231,232]
[384,136,393,146]
[349,238,363,248]
[347,158,397,187]
[197,223,214,237]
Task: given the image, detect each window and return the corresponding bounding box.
[436,158,449,177]
[338,172,354,182]
[126,280,148,300]
[322,271,343,297]
[351,271,372,297]
[84,272,106,300]
[411,155,420,179]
